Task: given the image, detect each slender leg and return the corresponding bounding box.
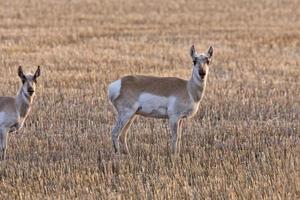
[169,118,182,154]
[0,128,8,161]
[111,113,135,154]
[177,119,183,154]
[119,116,136,154]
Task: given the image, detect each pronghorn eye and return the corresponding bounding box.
[206,59,210,65]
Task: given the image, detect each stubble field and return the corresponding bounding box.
[0,0,299,199]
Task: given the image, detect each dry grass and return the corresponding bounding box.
[0,0,299,199]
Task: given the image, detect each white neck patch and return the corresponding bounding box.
[192,69,201,86]
[21,89,30,105]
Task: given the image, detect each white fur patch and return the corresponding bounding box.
[0,112,5,125]
[0,112,17,127]
[137,93,174,117]
[108,79,121,102]
[167,96,177,116]
[21,90,30,105]
[192,70,201,86]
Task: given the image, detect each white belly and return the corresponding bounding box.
[137,93,171,118]
[0,111,19,128]
[0,112,5,125]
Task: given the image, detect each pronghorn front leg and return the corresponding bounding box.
[111,112,135,154]
[0,128,9,160]
[169,117,182,154]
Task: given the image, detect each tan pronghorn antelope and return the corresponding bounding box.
[108,45,214,154]
[0,66,41,160]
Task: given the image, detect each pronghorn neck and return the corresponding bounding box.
[187,67,207,102]
[16,86,33,119]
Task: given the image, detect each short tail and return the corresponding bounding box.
[108,79,121,103]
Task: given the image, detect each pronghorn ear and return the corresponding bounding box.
[18,66,26,81]
[190,45,196,59]
[207,46,214,58]
[33,66,41,80]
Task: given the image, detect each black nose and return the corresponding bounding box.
[28,88,34,95]
[199,70,206,79]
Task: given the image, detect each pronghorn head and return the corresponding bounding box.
[190,45,214,80]
[18,66,41,97]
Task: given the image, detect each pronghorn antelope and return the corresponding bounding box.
[108,45,214,154]
[0,66,41,160]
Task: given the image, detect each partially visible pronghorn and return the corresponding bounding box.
[0,66,41,160]
[108,45,214,154]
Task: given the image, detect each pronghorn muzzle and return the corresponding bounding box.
[28,87,35,95]
[199,69,206,79]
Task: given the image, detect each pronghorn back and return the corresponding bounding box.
[109,75,188,104]
[0,97,16,113]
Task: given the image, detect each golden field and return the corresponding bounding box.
[0,0,299,199]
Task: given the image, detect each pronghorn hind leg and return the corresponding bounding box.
[0,128,8,161]
[169,118,182,155]
[178,119,183,154]
[119,115,136,154]
[111,112,135,154]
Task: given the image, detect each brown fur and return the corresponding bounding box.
[114,75,190,107]
[0,97,16,113]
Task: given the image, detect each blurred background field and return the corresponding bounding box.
[0,0,299,199]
